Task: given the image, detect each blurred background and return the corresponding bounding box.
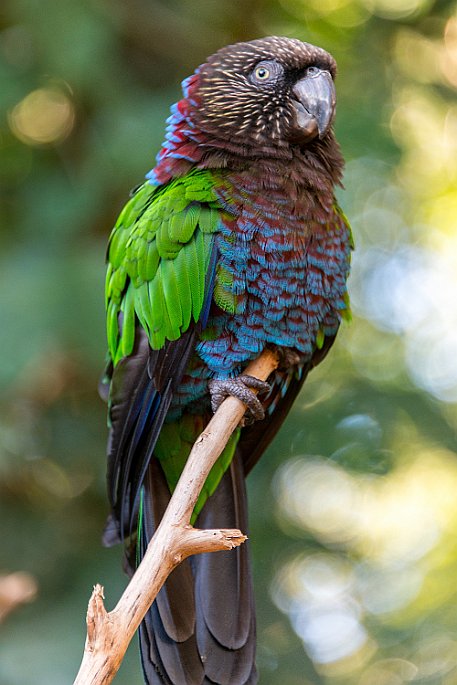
[1,0,457,683]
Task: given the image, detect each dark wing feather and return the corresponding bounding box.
[105,329,151,511]
[104,326,197,543]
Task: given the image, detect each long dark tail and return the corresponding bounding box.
[137,451,257,685]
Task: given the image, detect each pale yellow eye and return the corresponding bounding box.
[254,65,271,81]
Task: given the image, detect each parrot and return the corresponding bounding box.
[101,36,352,685]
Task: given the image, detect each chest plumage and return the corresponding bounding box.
[195,168,352,374]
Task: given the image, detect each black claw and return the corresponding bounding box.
[208,375,271,421]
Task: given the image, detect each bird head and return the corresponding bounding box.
[148,36,341,187]
[193,36,337,150]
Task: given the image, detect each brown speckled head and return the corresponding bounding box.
[193,36,337,148]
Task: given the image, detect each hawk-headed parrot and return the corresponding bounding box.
[101,36,352,685]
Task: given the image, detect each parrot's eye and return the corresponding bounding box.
[250,60,283,86]
[255,65,270,80]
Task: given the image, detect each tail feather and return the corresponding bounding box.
[137,452,257,684]
[155,564,196,643]
[148,605,205,685]
[145,461,196,642]
[139,567,204,685]
[194,455,252,650]
[140,614,171,685]
[193,453,256,685]
[139,460,206,685]
[197,623,257,685]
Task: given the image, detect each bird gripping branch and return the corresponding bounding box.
[101,35,352,685]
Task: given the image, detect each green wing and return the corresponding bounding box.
[105,169,224,365]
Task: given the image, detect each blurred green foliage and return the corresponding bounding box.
[1,0,457,683]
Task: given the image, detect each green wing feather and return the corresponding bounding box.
[106,169,224,365]
[105,169,241,520]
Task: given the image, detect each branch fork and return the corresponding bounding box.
[74,348,278,685]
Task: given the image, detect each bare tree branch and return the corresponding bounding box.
[74,348,279,685]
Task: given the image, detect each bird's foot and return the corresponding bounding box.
[208,375,270,422]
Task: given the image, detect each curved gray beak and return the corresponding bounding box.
[291,69,336,142]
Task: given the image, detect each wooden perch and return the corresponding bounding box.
[74,348,279,685]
